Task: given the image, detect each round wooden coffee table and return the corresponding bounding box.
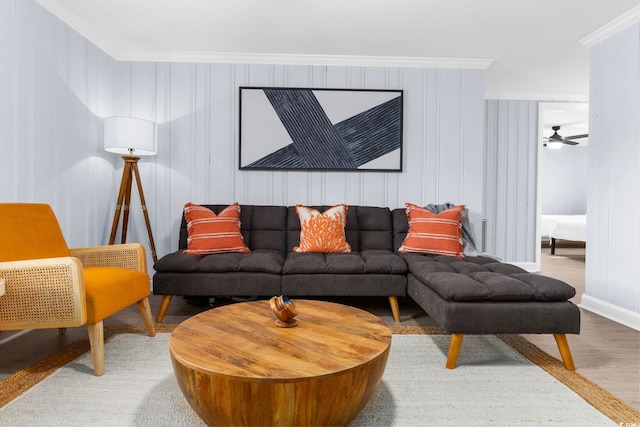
[169,299,392,426]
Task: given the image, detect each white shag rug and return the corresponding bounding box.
[0,333,617,426]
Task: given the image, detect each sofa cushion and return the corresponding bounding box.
[293,204,351,253]
[154,249,284,274]
[282,249,406,275]
[361,250,408,274]
[404,254,575,302]
[283,252,364,274]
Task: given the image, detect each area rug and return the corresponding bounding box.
[0,325,637,426]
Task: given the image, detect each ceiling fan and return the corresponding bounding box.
[543,125,588,148]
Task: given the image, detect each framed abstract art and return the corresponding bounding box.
[239,87,403,171]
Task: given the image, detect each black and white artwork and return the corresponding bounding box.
[239,87,403,171]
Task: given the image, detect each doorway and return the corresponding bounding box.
[536,102,588,270]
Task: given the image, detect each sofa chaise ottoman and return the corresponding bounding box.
[391,208,580,370]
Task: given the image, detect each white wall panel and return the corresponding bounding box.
[585,22,640,328]
[0,1,15,202]
[2,0,116,249]
[541,147,588,215]
[462,71,486,243]
[484,100,538,262]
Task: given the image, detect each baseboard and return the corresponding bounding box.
[580,294,640,331]
[510,262,539,273]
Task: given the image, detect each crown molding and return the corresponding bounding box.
[113,50,493,70]
[35,1,492,69]
[581,5,640,47]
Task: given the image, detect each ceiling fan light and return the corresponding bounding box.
[548,141,563,149]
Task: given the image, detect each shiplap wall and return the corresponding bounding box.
[584,22,640,327]
[2,0,487,268]
[484,100,538,263]
[541,146,588,215]
[0,0,117,247]
[131,64,485,260]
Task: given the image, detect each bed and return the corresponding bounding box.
[541,215,586,254]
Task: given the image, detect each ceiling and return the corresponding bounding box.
[37,0,640,100]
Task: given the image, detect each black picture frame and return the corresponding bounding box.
[239,87,403,171]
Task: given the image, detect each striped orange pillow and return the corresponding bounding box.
[399,203,464,258]
[183,202,250,255]
[293,204,351,253]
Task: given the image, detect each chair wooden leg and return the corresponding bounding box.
[156,295,173,323]
[87,321,105,376]
[388,296,401,323]
[446,333,465,369]
[58,328,67,335]
[137,297,157,337]
[553,333,576,371]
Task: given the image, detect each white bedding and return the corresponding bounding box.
[541,215,587,242]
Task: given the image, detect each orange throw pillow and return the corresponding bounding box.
[293,204,351,253]
[399,203,464,258]
[183,202,250,255]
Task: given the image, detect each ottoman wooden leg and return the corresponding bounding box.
[553,333,576,371]
[446,333,464,369]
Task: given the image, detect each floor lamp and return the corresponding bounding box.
[104,116,158,262]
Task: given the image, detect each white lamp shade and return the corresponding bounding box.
[104,116,157,156]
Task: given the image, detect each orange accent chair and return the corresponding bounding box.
[0,203,156,376]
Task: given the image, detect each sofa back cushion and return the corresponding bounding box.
[392,208,409,252]
[180,205,288,255]
[287,205,393,253]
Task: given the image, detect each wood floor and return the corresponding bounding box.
[1,243,638,412]
[527,242,639,411]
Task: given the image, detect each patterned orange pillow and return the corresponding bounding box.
[183,202,250,255]
[293,204,351,253]
[399,203,464,258]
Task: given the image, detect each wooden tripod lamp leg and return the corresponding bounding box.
[120,160,134,244]
[108,155,157,264]
[131,161,158,263]
[109,158,134,245]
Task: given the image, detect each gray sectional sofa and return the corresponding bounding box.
[153,203,580,370]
